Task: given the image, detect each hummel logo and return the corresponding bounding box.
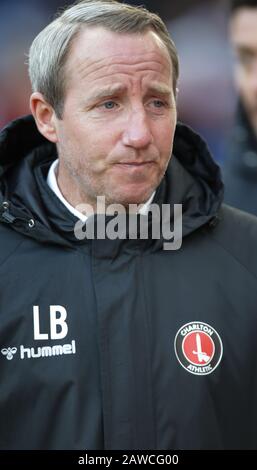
[1,347,17,360]
[0,340,76,361]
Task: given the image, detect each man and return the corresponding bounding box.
[0,0,257,451]
[224,0,257,215]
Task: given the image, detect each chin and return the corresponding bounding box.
[110,188,155,207]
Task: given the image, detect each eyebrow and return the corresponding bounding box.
[146,83,172,97]
[87,82,172,103]
[236,46,255,54]
[147,83,172,98]
[87,85,126,103]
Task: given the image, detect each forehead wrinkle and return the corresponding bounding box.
[88,72,172,96]
[73,50,171,81]
[76,60,171,86]
[76,50,169,69]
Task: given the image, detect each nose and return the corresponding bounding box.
[122,107,153,149]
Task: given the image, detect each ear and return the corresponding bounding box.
[30,92,58,143]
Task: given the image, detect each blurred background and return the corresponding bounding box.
[0,0,235,163]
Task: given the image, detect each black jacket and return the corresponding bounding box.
[1,115,257,450]
[224,102,257,216]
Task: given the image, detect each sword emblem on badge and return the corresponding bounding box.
[193,333,210,363]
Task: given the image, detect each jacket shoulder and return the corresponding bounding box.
[208,203,257,280]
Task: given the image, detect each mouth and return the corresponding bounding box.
[114,161,155,167]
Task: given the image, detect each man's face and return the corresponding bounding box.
[230,8,257,134]
[55,27,177,208]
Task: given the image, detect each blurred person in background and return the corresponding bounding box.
[224,0,257,214]
[168,0,234,164]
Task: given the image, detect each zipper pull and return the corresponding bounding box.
[1,211,16,223]
[1,201,15,224]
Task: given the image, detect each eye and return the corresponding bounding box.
[101,101,118,110]
[237,50,255,68]
[152,99,165,108]
[147,99,169,113]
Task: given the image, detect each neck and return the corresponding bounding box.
[56,162,100,215]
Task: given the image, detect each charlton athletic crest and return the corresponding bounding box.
[174,321,223,376]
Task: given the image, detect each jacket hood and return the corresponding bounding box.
[0,114,224,247]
